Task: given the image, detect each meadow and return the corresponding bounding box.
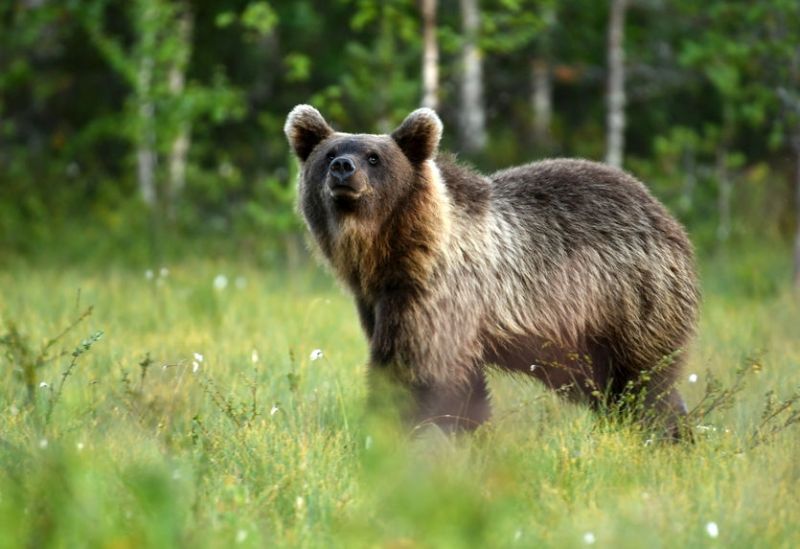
[1,245,799,548]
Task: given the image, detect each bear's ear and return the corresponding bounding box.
[284,105,334,161]
[391,108,443,165]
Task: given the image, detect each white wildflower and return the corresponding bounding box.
[270,404,279,416]
[310,349,323,361]
[295,496,304,510]
[145,269,155,280]
[213,274,228,290]
[192,361,200,373]
[251,349,259,364]
[583,532,596,545]
[236,530,248,544]
[529,364,538,372]
[39,438,48,449]
[706,522,719,538]
[76,442,85,451]
[688,373,698,383]
[39,381,49,389]
[193,352,204,363]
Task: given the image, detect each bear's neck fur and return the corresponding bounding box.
[330,156,489,302]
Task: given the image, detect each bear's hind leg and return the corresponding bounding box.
[641,374,692,442]
[602,347,693,442]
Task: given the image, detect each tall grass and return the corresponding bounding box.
[1,248,798,547]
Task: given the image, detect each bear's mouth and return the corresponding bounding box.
[329,185,363,202]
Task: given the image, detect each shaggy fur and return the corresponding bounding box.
[285,105,700,438]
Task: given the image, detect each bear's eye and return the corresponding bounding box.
[367,153,379,166]
[326,150,336,162]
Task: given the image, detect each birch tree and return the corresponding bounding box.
[676,1,773,246]
[134,1,159,209]
[420,0,439,110]
[768,7,800,288]
[739,0,800,288]
[82,0,183,211]
[81,0,243,218]
[481,0,557,152]
[167,7,193,219]
[605,0,627,168]
[459,0,486,152]
[531,4,556,149]
[792,117,800,288]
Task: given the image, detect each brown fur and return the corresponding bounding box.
[285,105,700,439]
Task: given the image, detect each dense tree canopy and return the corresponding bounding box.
[1,0,798,278]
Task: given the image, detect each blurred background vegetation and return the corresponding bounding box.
[2,4,799,546]
[1,0,799,288]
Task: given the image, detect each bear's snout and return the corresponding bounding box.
[330,156,356,181]
[328,155,365,200]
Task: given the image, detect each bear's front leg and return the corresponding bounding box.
[365,364,491,433]
[409,369,492,432]
[365,291,489,432]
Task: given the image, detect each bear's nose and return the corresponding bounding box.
[330,156,356,181]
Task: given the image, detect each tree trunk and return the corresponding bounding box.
[788,43,800,290]
[376,5,395,134]
[531,5,555,151]
[459,0,486,153]
[136,54,157,209]
[715,147,732,244]
[531,58,552,149]
[167,7,193,220]
[679,145,696,214]
[793,136,800,290]
[605,0,627,168]
[421,0,439,110]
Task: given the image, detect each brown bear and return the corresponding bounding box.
[284,105,700,439]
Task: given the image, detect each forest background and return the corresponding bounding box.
[2,0,800,287]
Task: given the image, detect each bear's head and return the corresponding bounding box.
[284,105,442,219]
[284,105,447,291]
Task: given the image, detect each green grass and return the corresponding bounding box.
[1,249,799,548]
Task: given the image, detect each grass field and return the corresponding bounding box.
[1,247,799,548]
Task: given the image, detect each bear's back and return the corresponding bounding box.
[487,158,692,257]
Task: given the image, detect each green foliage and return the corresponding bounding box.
[217,1,278,39]
[0,0,798,267]
[481,0,554,54]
